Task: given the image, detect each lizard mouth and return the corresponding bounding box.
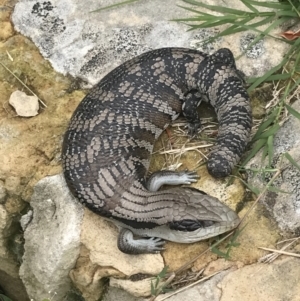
[169,219,216,232]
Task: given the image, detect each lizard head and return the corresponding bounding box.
[163,187,240,243]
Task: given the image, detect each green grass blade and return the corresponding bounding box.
[247,15,276,27]
[196,19,236,29]
[211,246,229,258]
[173,14,243,22]
[259,73,292,81]
[276,10,299,17]
[284,153,300,172]
[261,143,269,164]
[176,4,205,14]
[281,77,300,102]
[236,17,287,43]
[252,108,280,141]
[233,175,261,195]
[247,60,286,92]
[151,280,155,295]
[255,124,280,140]
[285,104,300,120]
[197,18,252,42]
[267,186,290,194]
[267,135,274,167]
[0,295,14,301]
[240,0,259,13]
[91,0,140,12]
[182,0,251,15]
[252,71,294,83]
[246,0,292,10]
[247,36,300,92]
[288,0,300,17]
[241,138,267,166]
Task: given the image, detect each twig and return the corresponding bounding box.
[258,247,300,258]
[148,272,175,301]
[259,236,300,263]
[0,61,47,107]
[159,144,213,154]
[239,168,282,225]
[153,270,221,301]
[174,230,235,275]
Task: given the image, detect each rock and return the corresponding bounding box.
[12,0,289,85]
[203,258,244,277]
[20,174,84,301]
[9,90,39,117]
[0,203,29,301]
[19,173,164,300]
[154,270,230,301]
[219,257,300,301]
[0,205,11,258]
[0,270,29,301]
[0,181,6,204]
[2,0,298,300]
[145,255,300,301]
[71,209,164,299]
[70,246,119,301]
[110,278,154,298]
[0,21,14,40]
[102,287,142,301]
[81,210,164,276]
[247,99,300,234]
[4,176,21,195]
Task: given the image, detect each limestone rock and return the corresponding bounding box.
[20,174,84,300]
[0,203,28,301]
[102,287,142,301]
[147,256,300,301]
[203,258,244,277]
[110,277,154,298]
[0,21,14,40]
[71,209,164,299]
[219,257,300,301]
[0,181,6,204]
[9,90,39,117]
[70,245,121,301]
[247,99,300,234]
[4,1,299,301]
[12,0,289,85]
[81,209,164,276]
[154,270,229,301]
[0,270,29,301]
[18,173,164,300]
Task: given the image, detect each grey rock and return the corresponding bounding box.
[0,181,6,204]
[20,209,33,231]
[240,33,265,59]
[155,271,228,301]
[11,0,193,85]
[0,204,28,300]
[9,90,39,117]
[219,256,300,301]
[248,99,300,234]
[12,0,289,86]
[19,174,84,301]
[103,287,142,301]
[0,270,30,301]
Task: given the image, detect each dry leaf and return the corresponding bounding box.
[279,29,300,41]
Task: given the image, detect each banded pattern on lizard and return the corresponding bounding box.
[62,47,252,254]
